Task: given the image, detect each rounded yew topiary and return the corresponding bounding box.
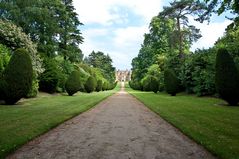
[84,76,97,93]
[102,81,108,91]
[164,69,180,96]
[150,76,159,93]
[65,70,82,96]
[3,48,33,104]
[215,48,239,105]
[96,80,103,92]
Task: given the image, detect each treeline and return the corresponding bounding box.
[0,0,116,104]
[130,0,239,105]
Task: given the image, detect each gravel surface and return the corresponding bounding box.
[7,83,216,159]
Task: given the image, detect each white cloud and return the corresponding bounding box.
[113,26,148,47]
[73,0,162,25]
[190,19,231,51]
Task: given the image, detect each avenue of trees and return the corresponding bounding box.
[129,0,239,105]
[0,0,116,104]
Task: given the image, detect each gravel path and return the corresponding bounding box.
[7,83,215,159]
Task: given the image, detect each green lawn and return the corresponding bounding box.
[126,86,239,159]
[0,86,119,158]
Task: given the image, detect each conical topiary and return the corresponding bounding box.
[215,48,239,105]
[164,69,180,96]
[84,76,97,93]
[3,48,33,104]
[96,80,103,92]
[65,70,82,96]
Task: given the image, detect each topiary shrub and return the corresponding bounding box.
[0,78,6,100]
[84,76,97,93]
[129,80,142,90]
[150,76,159,93]
[65,70,82,96]
[39,59,59,93]
[3,48,33,104]
[141,75,158,93]
[164,69,180,96]
[96,80,103,92]
[215,48,239,105]
[102,81,108,91]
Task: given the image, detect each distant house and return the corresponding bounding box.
[115,69,131,82]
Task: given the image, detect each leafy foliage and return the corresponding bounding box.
[180,49,216,96]
[2,48,33,104]
[84,76,97,93]
[0,19,43,74]
[86,51,115,83]
[215,48,239,105]
[39,59,59,93]
[0,0,83,59]
[96,80,103,92]
[164,69,180,96]
[65,70,82,96]
[0,44,10,76]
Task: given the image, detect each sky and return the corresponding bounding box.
[73,0,232,70]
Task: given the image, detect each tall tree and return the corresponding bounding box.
[58,0,84,62]
[86,51,116,83]
[159,0,206,58]
[0,0,83,61]
[131,15,177,82]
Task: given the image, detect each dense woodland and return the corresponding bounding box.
[129,0,239,105]
[0,0,116,104]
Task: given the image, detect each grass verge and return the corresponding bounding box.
[126,86,239,159]
[0,87,119,158]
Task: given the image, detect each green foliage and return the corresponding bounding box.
[96,80,103,92]
[0,79,6,100]
[26,72,39,98]
[0,19,43,74]
[180,49,216,96]
[141,75,159,93]
[65,70,82,96]
[159,0,205,57]
[164,69,180,96]
[0,1,83,60]
[39,59,59,93]
[86,51,115,83]
[215,48,239,105]
[84,76,97,93]
[129,80,142,90]
[0,44,10,76]
[55,57,75,92]
[3,48,33,104]
[102,81,109,91]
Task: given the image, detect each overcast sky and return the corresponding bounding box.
[73,0,232,70]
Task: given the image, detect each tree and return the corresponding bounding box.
[65,70,82,96]
[164,69,180,96]
[58,0,84,62]
[0,19,43,74]
[39,59,59,93]
[96,80,103,92]
[84,76,97,93]
[86,51,115,83]
[3,48,33,104]
[202,0,239,16]
[159,0,205,58]
[215,48,239,105]
[0,0,84,61]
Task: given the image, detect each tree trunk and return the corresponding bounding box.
[177,17,183,58]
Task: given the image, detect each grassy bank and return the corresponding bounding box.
[0,86,119,158]
[126,86,239,159]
